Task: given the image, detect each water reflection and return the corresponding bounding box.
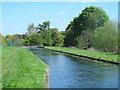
[29,48,118,88]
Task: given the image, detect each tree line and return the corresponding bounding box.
[64,6,118,53]
[0,6,119,53]
[0,22,65,47]
[23,22,64,46]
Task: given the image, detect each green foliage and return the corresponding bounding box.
[12,34,23,46]
[74,36,84,49]
[0,33,2,45]
[37,21,50,32]
[79,6,109,30]
[93,21,118,52]
[50,28,64,46]
[56,33,64,46]
[3,34,26,46]
[37,21,53,46]
[42,30,53,46]
[64,6,109,47]
[60,31,65,36]
[23,38,30,46]
[0,33,6,45]
[23,21,65,46]
[64,28,75,46]
[28,23,36,35]
[2,39,7,45]
[75,30,94,49]
[37,21,64,46]
[4,35,13,44]
[23,33,43,46]
[20,39,25,46]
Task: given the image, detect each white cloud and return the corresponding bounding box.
[62,21,67,24]
[58,21,68,24]
[34,13,47,16]
[39,13,46,16]
[54,11,66,15]
[103,9,110,13]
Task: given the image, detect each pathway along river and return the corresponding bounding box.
[29,48,118,88]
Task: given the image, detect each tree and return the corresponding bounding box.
[64,27,75,46]
[75,30,94,49]
[23,37,30,46]
[42,30,53,46]
[64,6,109,47]
[78,6,109,31]
[2,39,7,45]
[50,28,64,46]
[56,33,64,46]
[60,31,65,36]
[12,34,23,46]
[37,21,50,32]
[28,23,36,36]
[37,21,53,46]
[4,35,13,45]
[23,33,43,46]
[93,21,118,52]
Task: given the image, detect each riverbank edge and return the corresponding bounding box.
[23,46,49,88]
[38,59,49,88]
[2,46,49,88]
[45,48,119,65]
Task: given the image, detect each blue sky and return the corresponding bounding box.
[2,2,118,36]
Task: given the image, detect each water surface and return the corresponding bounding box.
[29,48,118,88]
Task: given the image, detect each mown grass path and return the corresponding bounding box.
[2,46,47,88]
[45,46,119,64]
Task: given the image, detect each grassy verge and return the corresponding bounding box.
[2,46,47,88]
[45,46,119,63]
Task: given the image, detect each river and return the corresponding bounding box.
[29,48,118,88]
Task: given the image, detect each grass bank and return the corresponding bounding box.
[2,46,47,88]
[45,46,119,64]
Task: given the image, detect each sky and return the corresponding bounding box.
[1,2,118,36]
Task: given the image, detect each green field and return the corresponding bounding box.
[45,46,119,63]
[2,46,47,88]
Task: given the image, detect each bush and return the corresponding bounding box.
[93,21,118,53]
[23,33,43,46]
[75,30,94,49]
